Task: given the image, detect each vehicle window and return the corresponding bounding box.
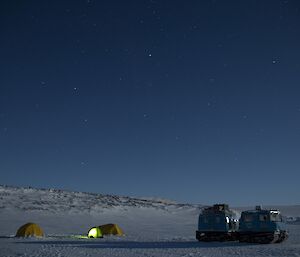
[259,214,268,222]
[243,214,253,222]
[270,213,282,222]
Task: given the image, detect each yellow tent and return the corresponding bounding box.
[99,224,124,236]
[16,223,44,237]
[87,227,103,238]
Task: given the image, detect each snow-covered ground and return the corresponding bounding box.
[0,185,300,257]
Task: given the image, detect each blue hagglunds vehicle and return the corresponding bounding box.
[196,204,239,241]
[239,206,288,243]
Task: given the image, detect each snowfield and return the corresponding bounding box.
[0,185,300,257]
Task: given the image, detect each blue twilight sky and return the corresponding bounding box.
[0,0,300,206]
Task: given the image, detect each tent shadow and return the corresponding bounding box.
[16,240,248,249]
[77,241,244,249]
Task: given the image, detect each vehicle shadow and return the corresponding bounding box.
[16,239,249,249]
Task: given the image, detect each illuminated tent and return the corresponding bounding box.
[87,227,103,238]
[16,223,44,237]
[99,224,124,236]
[87,224,124,238]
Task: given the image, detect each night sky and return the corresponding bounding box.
[1,1,300,206]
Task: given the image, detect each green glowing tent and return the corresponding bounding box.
[87,227,103,238]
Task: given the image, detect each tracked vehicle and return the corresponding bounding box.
[239,206,288,243]
[196,204,239,241]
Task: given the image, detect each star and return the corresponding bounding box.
[272,57,280,64]
[209,78,215,84]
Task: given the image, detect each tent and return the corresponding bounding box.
[87,224,124,238]
[16,223,44,237]
[99,224,124,236]
[87,227,103,238]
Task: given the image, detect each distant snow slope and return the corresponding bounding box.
[0,185,199,214]
[1,185,300,257]
[0,185,202,238]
